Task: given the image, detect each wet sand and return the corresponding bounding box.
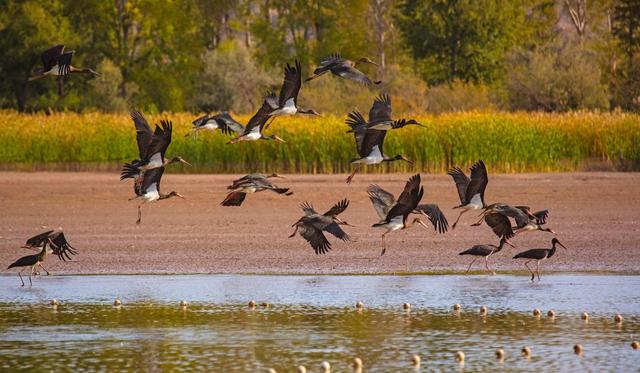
[0,172,639,274]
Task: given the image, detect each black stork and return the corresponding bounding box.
[372,174,428,255]
[7,230,77,286]
[227,94,286,144]
[513,238,567,281]
[447,160,488,229]
[267,60,319,117]
[128,166,185,224]
[221,173,293,206]
[120,112,190,180]
[289,199,353,254]
[348,94,424,131]
[28,45,98,81]
[306,53,381,86]
[189,112,245,137]
[345,96,414,183]
[459,237,513,275]
[473,203,555,238]
[367,184,448,234]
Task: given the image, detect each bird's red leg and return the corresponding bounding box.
[536,261,541,282]
[39,263,50,276]
[18,270,24,287]
[466,258,477,274]
[524,261,534,282]
[136,204,143,225]
[29,266,35,286]
[485,257,495,275]
[288,226,298,238]
[346,166,359,184]
[451,209,467,229]
[380,232,388,256]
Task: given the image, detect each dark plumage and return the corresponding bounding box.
[267,60,319,117]
[513,238,566,281]
[28,44,99,81]
[189,112,245,136]
[227,94,286,144]
[221,173,293,207]
[459,237,512,275]
[289,199,353,254]
[447,160,489,229]
[306,53,381,86]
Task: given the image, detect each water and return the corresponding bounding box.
[0,274,638,372]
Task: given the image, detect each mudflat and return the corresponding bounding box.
[0,172,638,274]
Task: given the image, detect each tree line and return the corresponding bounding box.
[0,0,638,114]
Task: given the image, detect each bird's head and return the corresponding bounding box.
[266,134,286,143]
[406,119,426,128]
[357,57,378,66]
[268,173,286,179]
[167,191,186,199]
[395,155,413,165]
[552,238,566,249]
[300,108,321,116]
[169,156,191,166]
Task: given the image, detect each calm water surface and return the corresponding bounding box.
[0,274,638,372]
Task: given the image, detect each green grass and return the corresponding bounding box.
[0,110,638,173]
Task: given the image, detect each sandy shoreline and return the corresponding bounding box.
[1,172,639,275]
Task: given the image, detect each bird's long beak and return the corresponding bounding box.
[274,135,286,143]
[176,193,186,200]
[415,122,427,129]
[557,241,567,249]
[416,219,430,229]
[505,239,518,249]
[335,217,355,227]
[180,159,192,166]
[548,229,556,234]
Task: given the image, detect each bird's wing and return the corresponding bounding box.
[484,213,514,239]
[385,174,423,221]
[298,223,332,255]
[55,51,74,76]
[513,248,548,260]
[533,209,549,225]
[300,201,318,216]
[144,120,173,161]
[333,65,376,85]
[415,204,449,234]
[323,222,351,242]
[346,111,368,156]
[215,113,245,135]
[141,166,165,194]
[278,60,302,106]
[323,198,349,217]
[361,129,387,158]
[446,167,470,204]
[41,45,65,71]
[48,231,78,261]
[464,160,488,205]
[243,96,274,134]
[221,191,247,206]
[367,184,395,220]
[25,230,55,247]
[130,110,153,159]
[313,53,343,74]
[369,94,392,124]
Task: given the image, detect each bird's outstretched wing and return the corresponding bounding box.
[446,167,470,205]
[464,160,488,205]
[313,53,343,73]
[346,111,369,156]
[144,120,173,161]
[41,45,65,71]
[415,203,449,234]
[243,95,274,135]
[214,113,245,135]
[48,231,78,261]
[25,230,55,248]
[533,210,549,225]
[385,174,423,222]
[367,184,395,220]
[130,110,153,159]
[484,213,514,239]
[55,51,74,76]
[298,223,332,255]
[334,65,379,86]
[278,60,302,107]
[141,166,165,194]
[300,201,318,216]
[369,94,392,124]
[324,222,351,242]
[221,191,247,206]
[323,198,349,217]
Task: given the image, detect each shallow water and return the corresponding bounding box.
[0,274,638,372]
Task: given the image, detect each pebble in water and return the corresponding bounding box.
[320,361,331,372]
[479,305,488,315]
[411,354,421,366]
[522,346,531,358]
[581,312,589,321]
[455,351,465,363]
[114,298,122,307]
[533,308,541,317]
[574,344,583,355]
[297,365,306,373]
[547,310,556,318]
[495,348,505,360]
[614,314,623,324]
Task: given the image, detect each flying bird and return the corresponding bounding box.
[227,94,286,144]
[306,53,381,86]
[473,203,554,238]
[28,45,99,81]
[128,166,185,224]
[267,60,319,117]
[189,112,245,137]
[347,94,424,131]
[447,160,488,229]
[513,238,566,282]
[221,173,293,207]
[372,174,429,255]
[7,230,77,286]
[289,199,353,254]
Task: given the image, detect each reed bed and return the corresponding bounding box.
[0,110,638,173]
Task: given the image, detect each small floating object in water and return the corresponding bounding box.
[411,354,421,366]
[248,300,256,308]
[453,303,461,312]
[50,299,59,307]
[521,346,531,358]
[320,361,331,372]
[355,301,364,310]
[574,344,583,355]
[297,365,306,373]
[614,314,623,324]
[114,298,122,306]
[581,312,589,321]
[455,351,465,362]
[533,308,541,317]
[480,305,488,315]
[180,300,188,308]
[351,357,363,370]
[631,341,639,350]
[403,303,411,311]
[547,309,555,318]
[495,348,505,360]
[260,302,270,308]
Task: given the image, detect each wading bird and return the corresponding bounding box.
[367,184,448,234]
[189,112,245,137]
[306,53,381,86]
[227,94,286,144]
[345,99,414,183]
[513,238,566,281]
[120,112,190,180]
[372,174,429,255]
[447,160,488,229]
[7,230,77,286]
[267,60,319,117]
[127,166,185,224]
[459,237,513,275]
[28,45,98,81]
[221,173,293,206]
[289,199,353,254]
[473,203,554,238]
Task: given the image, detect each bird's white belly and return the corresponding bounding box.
[362,145,384,164]
[146,153,163,168]
[246,130,261,140]
[466,193,483,209]
[46,65,61,76]
[203,122,218,130]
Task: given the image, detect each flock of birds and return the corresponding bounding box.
[8,46,567,286]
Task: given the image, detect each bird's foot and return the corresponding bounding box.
[380,248,386,256]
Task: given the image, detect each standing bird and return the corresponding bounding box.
[221,173,293,206]
[372,174,430,256]
[227,94,286,144]
[7,230,77,286]
[306,53,381,86]
[367,184,448,234]
[513,238,567,282]
[459,237,513,275]
[129,166,184,224]
[28,45,98,81]
[267,60,320,117]
[447,160,489,229]
[189,112,245,137]
[473,203,555,238]
[345,96,414,183]
[120,112,190,180]
[289,199,353,254]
